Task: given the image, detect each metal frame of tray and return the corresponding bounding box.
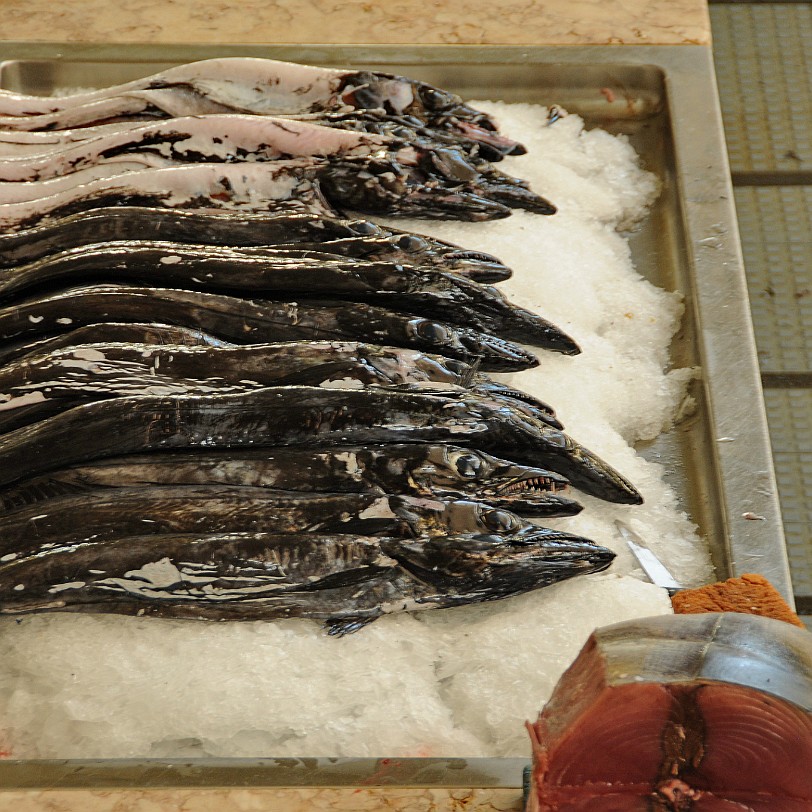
[0,42,791,790]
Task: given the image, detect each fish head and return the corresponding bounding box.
[383,232,512,282]
[339,72,480,125]
[415,446,569,498]
[318,152,512,221]
[360,346,470,388]
[398,317,536,372]
[382,530,615,599]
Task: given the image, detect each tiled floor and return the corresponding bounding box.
[710,1,812,619]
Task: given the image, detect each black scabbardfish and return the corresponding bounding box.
[0,243,575,353]
[0,386,642,503]
[0,445,580,519]
[0,529,614,633]
[0,488,556,556]
[0,206,512,283]
[0,341,561,435]
[0,322,232,367]
[0,284,538,371]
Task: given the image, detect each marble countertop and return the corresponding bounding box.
[0,0,709,46]
[0,2,709,809]
[0,787,525,812]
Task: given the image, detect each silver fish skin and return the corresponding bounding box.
[0,160,336,231]
[0,116,392,183]
[0,145,530,222]
[0,57,523,155]
[0,445,578,518]
[0,529,612,632]
[0,113,545,218]
[0,386,642,503]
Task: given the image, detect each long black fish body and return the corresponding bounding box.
[0,284,538,371]
[0,340,561,433]
[0,530,613,632]
[0,208,388,263]
[0,488,569,559]
[274,233,512,283]
[0,207,512,283]
[0,445,581,518]
[0,242,576,353]
[0,386,642,503]
[0,322,234,367]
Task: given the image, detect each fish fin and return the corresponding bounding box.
[324,614,377,636]
[460,356,481,389]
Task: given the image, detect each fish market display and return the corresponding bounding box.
[527,613,812,811]
[0,59,708,761]
[0,58,628,632]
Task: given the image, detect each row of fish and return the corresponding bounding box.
[0,58,641,633]
[0,59,558,228]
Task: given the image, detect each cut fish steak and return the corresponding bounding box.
[527,613,812,811]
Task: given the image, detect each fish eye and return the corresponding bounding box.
[414,320,449,343]
[482,509,519,534]
[452,452,482,479]
[420,87,454,111]
[351,221,380,236]
[395,234,428,253]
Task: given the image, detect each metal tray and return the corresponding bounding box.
[0,42,791,791]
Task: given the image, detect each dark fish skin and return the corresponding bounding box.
[0,445,580,518]
[0,386,643,503]
[0,530,612,632]
[313,110,523,163]
[0,284,538,371]
[0,322,233,367]
[0,207,512,284]
[0,488,563,559]
[0,340,561,434]
[0,208,386,264]
[0,242,578,354]
[318,159,512,221]
[336,70,526,158]
[280,234,512,283]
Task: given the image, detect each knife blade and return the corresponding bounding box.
[615,519,683,595]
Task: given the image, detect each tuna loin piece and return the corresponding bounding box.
[527,612,812,811]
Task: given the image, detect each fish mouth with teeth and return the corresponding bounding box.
[495,474,569,496]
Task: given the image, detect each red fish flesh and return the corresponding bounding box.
[527,613,812,811]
